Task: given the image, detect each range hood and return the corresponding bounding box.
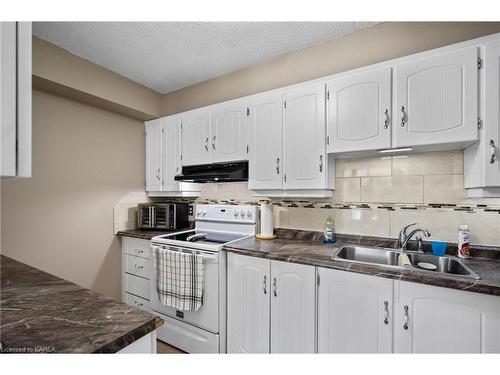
[174,161,248,183]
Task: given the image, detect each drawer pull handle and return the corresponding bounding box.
[400,106,406,127]
[263,275,267,294]
[134,301,144,307]
[403,305,409,330]
[134,249,144,254]
[273,277,277,297]
[383,301,389,325]
[134,264,144,270]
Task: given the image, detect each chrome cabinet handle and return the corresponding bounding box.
[134,249,144,254]
[156,168,160,180]
[403,305,409,330]
[212,135,216,150]
[134,264,144,270]
[276,158,280,174]
[263,275,267,294]
[400,106,406,127]
[134,300,144,307]
[273,277,277,297]
[204,137,209,151]
[176,166,179,174]
[384,109,389,129]
[319,155,323,172]
[383,301,389,325]
[489,140,496,164]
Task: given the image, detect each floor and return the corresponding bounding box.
[157,339,185,354]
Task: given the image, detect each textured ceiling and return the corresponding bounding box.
[33,22,378,94]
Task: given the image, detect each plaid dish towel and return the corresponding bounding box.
[153,246,205,311]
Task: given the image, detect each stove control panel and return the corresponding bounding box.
[195,204,257,224]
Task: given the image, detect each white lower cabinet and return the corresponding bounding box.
[227,254,270,353]
[270,260,316,353]
[121,237,152,308]
[317,268,393,353]
[227,253,316,353]
[395,281,500,353]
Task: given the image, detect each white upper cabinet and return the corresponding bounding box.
[317,268,393,353]
[327,67,392,153]
[395,281,500,353]
[145,119,162,192]
[284,82,328,190]
[482,40,500,187]
[162,116,182,191]
[1,22,31,178]
[145,116,200,196]
[465,40,500,197]
[181,107,211,166]
[270,261,316,353]
[248,92,284,190]
[211,99,249,163]
[394,46,479,148]
[227,253,270,354]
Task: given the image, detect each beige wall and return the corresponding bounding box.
[0,89,145,300]
[33,37,162,120]
[161,22,500,115]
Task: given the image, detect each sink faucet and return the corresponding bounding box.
[398,223,431,251]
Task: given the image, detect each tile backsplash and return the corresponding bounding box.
[196,150,500,246]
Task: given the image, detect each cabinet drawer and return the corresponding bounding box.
[156,312,219,353]
[124,273,150,300]
[125,254,152,280]
[123,236,152,259]
[125,293,151,312]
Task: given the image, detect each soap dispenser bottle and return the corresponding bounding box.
[323,216,335,244]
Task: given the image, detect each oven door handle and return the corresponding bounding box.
[153,245,218,263]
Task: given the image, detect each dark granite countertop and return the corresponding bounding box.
[117,227,192,240]
[223,230,500,297]
[0,255,163,353]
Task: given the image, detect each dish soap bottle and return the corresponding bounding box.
[458,224,471,258]
[323,216,336,244]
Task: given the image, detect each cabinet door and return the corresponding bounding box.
[162,116,181,191]
[270,260,316,353]
[483,40,500,186]
[227,253,270,353]
[284,82,326,189]
[211,99,249,163]
[395,281,500,353]
[248,92,283,190]
[145,119,162,192]
[394,46,478,148]
[181,107,211,166]
[327,68,392,153]
[1,22,17,177]
[317,268,393,353]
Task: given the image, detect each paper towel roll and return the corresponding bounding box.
[260,201,274,237]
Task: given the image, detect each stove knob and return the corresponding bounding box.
[240,209,245,217]
[196,209,202,216]
[202,209,207,216]
[247,210,252,218]
[234,210,239,217]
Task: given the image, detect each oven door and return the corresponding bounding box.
[150,244,220,334]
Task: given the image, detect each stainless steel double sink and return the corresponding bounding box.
[335,246,480,279]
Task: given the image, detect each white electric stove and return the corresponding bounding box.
[150,204,257,353]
